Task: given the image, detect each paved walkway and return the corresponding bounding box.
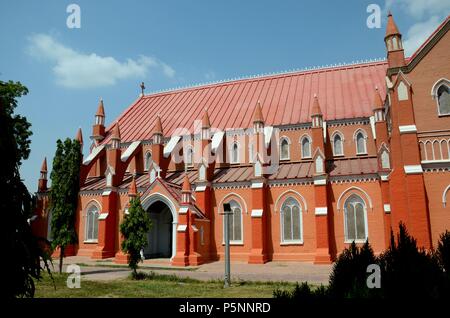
[55,256,333,285]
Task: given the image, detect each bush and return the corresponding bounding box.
[378,223,444,298]
[273,282,329,300]
[328,240,378,298]
[436,230,450,275]
[274,223,450,299]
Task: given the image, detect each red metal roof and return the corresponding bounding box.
[80,158,378,191]
[102,60,388,144]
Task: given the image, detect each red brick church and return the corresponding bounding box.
[33,13,450,266]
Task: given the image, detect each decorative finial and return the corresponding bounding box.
[140,82,146,97]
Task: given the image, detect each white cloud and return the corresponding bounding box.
[385,0,450,19]
[27,33,175,88]
[403,16,442,56]
[384,0,449,57]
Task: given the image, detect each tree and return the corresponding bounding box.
[49,138,81,273]
[120,196,152,277]
[1,80,51,298]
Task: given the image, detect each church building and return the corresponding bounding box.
[33,13,450,266]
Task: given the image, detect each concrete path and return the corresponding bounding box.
[54,256,332,285]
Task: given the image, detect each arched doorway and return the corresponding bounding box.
[143,201,173,259]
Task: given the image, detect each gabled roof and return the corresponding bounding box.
[101,60,388,144]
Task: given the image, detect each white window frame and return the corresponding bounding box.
[332,132,345,156]
[343,194,368,243]
[223,200,243,244]
[144,151,152,171]
[230,142,240,164]
[84,203,100,243]
[279,136,291,160]
[184,145,194,167]
[280,197,303,244]
[300,135,312,159]
[431,79,450,116]
[354,129,368,155]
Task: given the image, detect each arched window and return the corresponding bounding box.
[355,131,367,154]
[144,152,152,171]
[280,137,290,160]
[333,133,344,156]
[224,200,243,243]
[381,148,390,169]
[280,197,302,243]
[344,194,367,242]
[85,204,100,242]
[231,142,239,164]
[437,84,450,115]
[248,143,254,163]
[301,136,311,158]
[185,146,194,166]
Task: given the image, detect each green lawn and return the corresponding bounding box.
[35,272,296,298]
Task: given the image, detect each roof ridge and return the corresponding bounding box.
[144,58,387,97]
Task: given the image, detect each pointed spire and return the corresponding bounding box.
[385,11,401,38]
[111,121,121,140]
[96,98,105,117]
[182,173,191,192]
[76,127,83,145]
[372,87,384,110]
[311,94,323,116]
[152,115,163,135]
[128,176,137,197]
[40,157,47,173]
[253,101,264,123]
[202,108,210,128]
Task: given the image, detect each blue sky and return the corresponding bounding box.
[0,0,449,191]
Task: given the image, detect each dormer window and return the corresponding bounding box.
[280,137,290,160]
[333,133,344,156]
[230,142,240,164]
[144,152,152,171]
[300,136,311,158]
[185,146,194,167]
[355,130,368,155]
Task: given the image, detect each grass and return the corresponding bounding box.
[34,272,296,298]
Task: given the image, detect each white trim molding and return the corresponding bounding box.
[315,207,328,215]
[195,184,207,192]
[98,213,109,220]
[383,204,391,213]
[177,224,187,232]
[399,125,417,134]
[313,175,327,185]
[251,209,264,217]
[251,181,264,189]
[404,165,423,174]
[178,206,188,214]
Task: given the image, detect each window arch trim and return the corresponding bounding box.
[299,134,312,159]
[431,78,450,116]
[279,196,303,244]
[84,200,101,243]
[331,131,345,156]
[336,186,373,212]
[353,129,368,155]
[343,194,369,243]
[279,136,291,160]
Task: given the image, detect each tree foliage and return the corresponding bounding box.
[275,223,450,299]
[1,80,51,298]
[120,196,152,277]
[49,138,81,273]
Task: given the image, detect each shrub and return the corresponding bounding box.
[436,230,450,275]
[328,240,377,298]
[378,223,443,298]
[273,282,329,300]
